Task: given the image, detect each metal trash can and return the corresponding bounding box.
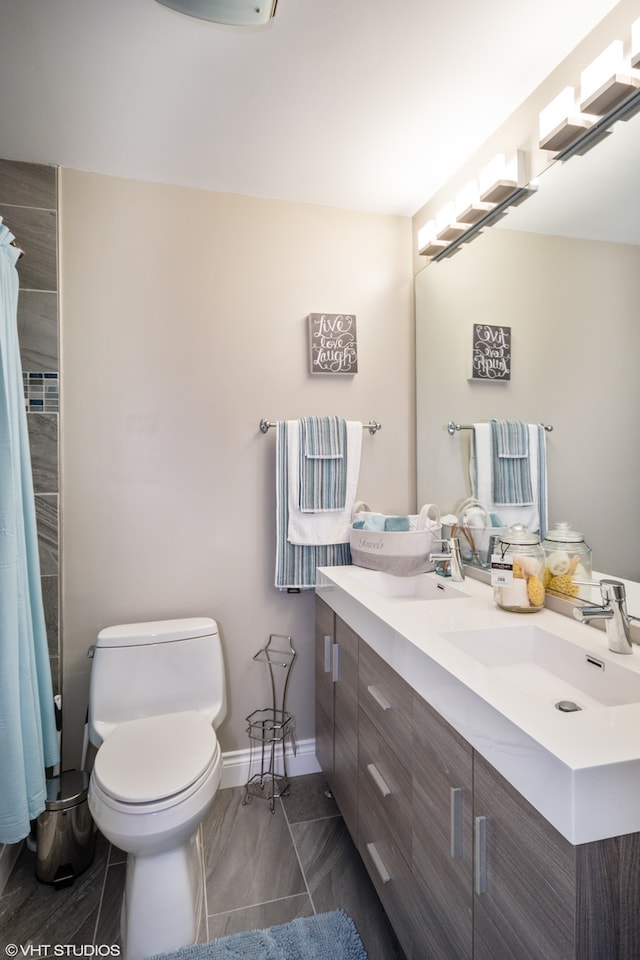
[36,770,95,887]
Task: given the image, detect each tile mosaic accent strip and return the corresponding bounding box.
[23,371,59,412]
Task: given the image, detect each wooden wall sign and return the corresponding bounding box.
[308,313,358,375]
[470,323,511,382]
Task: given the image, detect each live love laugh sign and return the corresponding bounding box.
[308,313,358,375]
[470,323,511,382]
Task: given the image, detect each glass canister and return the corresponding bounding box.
[542,522,592,600]
[492,524,545,613]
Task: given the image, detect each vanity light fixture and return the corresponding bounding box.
[540,21,640,160]
[631,18,640,69]
[418,150,535,262]
[155,0,278,26]
[417,220,449,258]
[538,86,597,154]
[434,202,473,242]
[579,40,640,116]
[455,180,496,226]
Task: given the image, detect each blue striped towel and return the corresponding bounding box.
[491,419,534,505]
[299,416,347,512]
[276,422,351,589]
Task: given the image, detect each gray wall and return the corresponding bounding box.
[0,159,60,695]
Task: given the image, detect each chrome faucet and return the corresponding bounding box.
[430,537,465,582]
[573,579,640,655]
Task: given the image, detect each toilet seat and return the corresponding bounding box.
[92,711,217,808]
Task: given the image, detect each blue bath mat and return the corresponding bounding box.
[147,909,368,960]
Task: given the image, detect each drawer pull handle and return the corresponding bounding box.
[450,787,463,859]
[323,635,332,673]
[366,842,392,884]
[332,643,340,682]
[367,684,391,711]
[474,815,488,895]
[367,763,391,798]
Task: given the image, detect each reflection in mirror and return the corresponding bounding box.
[416,106,640,584]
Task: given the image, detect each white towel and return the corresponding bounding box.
[287,420,362,545]
[471,422,547,535]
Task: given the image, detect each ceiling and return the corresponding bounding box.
[0,0,624,217]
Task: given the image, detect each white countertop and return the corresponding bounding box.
[316,564,640,845]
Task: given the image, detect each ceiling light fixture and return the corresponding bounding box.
[155,0,278,26]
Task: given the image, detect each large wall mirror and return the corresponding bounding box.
[415,108,640,583]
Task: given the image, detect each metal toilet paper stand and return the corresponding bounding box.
[243,634,297,813]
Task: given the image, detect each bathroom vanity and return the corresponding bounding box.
[315,566,640,960]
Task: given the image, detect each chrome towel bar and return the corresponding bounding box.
[260,418,381,435]
[447,420,553,436]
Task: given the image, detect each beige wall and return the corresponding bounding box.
[59,168,414,768]
[415,226,640,580]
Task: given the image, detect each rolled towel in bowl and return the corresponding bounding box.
[385,516,411,531]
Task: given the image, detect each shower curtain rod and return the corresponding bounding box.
[447,420,553,436]
[260,418,382,435]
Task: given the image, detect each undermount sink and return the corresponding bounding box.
[345,567,469,601]
[443,625,640,709]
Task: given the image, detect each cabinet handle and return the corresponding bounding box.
[367,762,392,798]
[332,643,340,682]
[366,842,392,884]
[474,815,488,895]
[367,684,391,711]
[323,635,332,673]
[450,787,463,859]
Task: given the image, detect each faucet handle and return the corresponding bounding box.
[600,579,626,604]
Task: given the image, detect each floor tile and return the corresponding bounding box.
[290,816,406,960]
[280,772,339,824]
[201,786,306,915]
[207,893,313,939]
[0,833,109,950]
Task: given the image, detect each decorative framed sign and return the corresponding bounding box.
[470,323,511,382]
[308,313,358,375]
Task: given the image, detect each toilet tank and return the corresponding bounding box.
[88,617,226,748]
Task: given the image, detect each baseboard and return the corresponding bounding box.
[0,842,23,896]
[221,737,320,790]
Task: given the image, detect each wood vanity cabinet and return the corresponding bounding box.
[314,597,640,960]
[412,693,474,960]
[357,641,415,959]
[314,597,358,839]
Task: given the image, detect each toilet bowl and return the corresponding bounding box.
[88,711,222,960]
[87,617,226,960]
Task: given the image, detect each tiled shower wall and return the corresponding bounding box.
[0,159,60,695]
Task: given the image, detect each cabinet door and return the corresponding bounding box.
[412,694,473,960]
[473,752,576,960]
[332,616,359,839]
[314,597,334,781]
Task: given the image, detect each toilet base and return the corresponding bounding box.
[121,826,204,960]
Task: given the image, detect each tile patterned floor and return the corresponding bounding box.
[0,774,406,959]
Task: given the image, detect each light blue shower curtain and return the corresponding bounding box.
[0,216,59,843]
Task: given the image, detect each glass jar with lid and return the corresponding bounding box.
[542,521,592,601]
[492,524,545,613]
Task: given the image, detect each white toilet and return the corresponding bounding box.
[87,617,226,960]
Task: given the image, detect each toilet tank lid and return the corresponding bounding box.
[96,617,218,647]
